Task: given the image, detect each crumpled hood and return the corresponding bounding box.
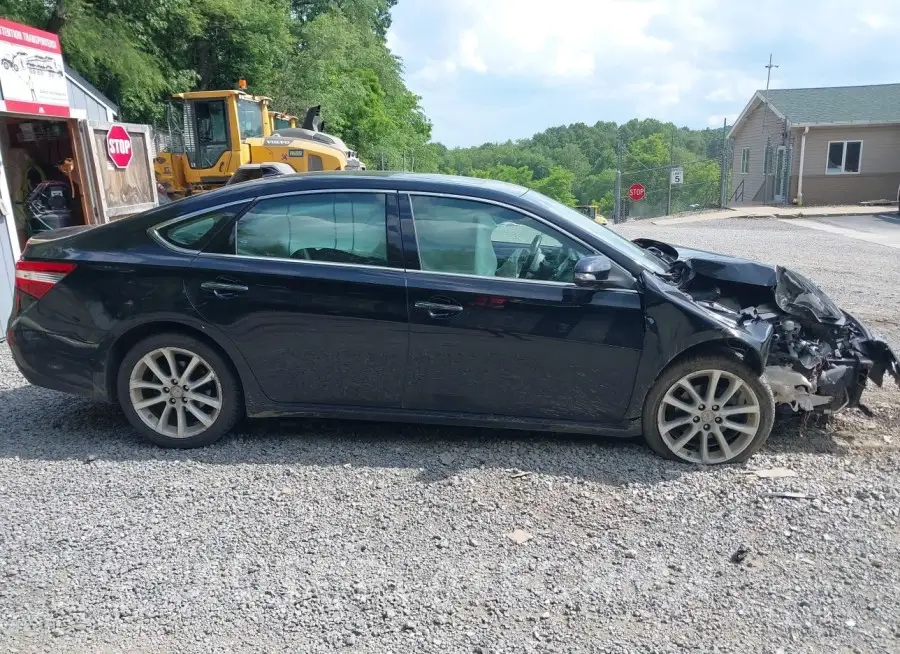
[631,238,777,286]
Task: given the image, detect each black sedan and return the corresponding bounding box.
[7,173,898,464]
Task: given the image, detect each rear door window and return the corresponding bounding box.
[157,204,247,251]
[232,193,390,266]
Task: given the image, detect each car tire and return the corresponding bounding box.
[117,332,243,448]
[642,355,775,465]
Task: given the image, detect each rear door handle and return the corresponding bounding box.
[414,301,464,319]
[201,281,248,298]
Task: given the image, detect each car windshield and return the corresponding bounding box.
[523,191,669,274]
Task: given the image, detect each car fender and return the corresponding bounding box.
[624,272,774,419]
[95,309,268,411]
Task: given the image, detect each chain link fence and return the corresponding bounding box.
[371,151,421,171]
[618,156,728,221]
[613,125,733,223]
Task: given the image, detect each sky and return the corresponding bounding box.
[387,0,899,147]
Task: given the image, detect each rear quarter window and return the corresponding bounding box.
[156,204,247,251]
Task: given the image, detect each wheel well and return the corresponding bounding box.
[105,322,242,403]
[666,338,764,376]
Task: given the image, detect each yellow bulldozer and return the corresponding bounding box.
[154,84,360,197]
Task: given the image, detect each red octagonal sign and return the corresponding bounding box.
[628,183,646,202]
[106,125,133,169]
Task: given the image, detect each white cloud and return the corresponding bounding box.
[418,0,675,82]
[457,30,487,73]
[392,0,900,145]
[411,59,458,84]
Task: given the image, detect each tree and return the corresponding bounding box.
[470,165,534,187]
[281,6,431,164]
[532,167,577,205]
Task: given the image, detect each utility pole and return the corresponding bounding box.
[401,152,406,171]
[666,127,674,216]
[761,53,778,133]
[719,117,728,208]
[761,54,778,202]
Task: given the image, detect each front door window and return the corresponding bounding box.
[408,195,591,283]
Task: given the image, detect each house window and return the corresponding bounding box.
[826,141,862,174]
[740,147,750,174]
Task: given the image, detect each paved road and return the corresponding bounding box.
[785,212,900,249]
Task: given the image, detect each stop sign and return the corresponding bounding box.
[628,183,646,201]
[106,125,133,169]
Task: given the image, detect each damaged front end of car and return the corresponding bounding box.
[634,238,900,415]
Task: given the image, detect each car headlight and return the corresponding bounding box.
[774,266,844,323]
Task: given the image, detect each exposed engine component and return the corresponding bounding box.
[633,237,900,416]
[766,365,836,411]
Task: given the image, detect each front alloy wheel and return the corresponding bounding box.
[117,333,242,448]
[643,356,775,464]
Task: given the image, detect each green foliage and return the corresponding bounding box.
[468,164,577,206]
[470,165,534,187]
[532,167,577,206]
[434,120,728,215]
[281,6,431,163]
[596,191,615,217]
[4,0,425,156]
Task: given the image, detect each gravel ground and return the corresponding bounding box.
[1,217,899,653]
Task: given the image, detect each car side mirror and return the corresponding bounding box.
[573,255,612,287]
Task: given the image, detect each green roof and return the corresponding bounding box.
[761,83,900,125]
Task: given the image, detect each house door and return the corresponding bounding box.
[773,146,786,204]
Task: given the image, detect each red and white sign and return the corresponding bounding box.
[106,125,133,169]
[0,19,69,117]
[628,183,646,202]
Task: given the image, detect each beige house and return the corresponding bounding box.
[728,83,900,206]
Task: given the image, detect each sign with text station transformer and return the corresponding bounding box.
[0,18,69,117]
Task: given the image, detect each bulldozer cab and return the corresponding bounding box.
[155,96,357,197]
[271,112,298,132]
[156,90,272,191]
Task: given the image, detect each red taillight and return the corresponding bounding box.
[14,260,77,299]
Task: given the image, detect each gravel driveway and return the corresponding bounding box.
[1,217,899,653]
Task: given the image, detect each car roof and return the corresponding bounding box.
[166,172,531,215]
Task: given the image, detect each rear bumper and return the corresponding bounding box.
[7,323,104,401]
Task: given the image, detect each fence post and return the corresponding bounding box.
[666,129,674,216]
[614,142,622,223]
[719,118,728,207]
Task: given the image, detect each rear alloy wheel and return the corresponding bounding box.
[643,356,775,464]
[117,334,242,448]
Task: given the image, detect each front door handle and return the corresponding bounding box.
[201,280,248,298]
[414,301,464,319]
